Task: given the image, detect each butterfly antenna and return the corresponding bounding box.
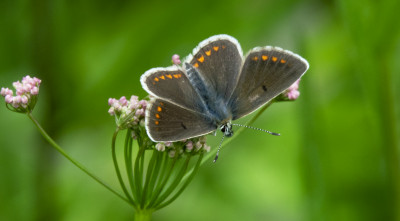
[213,133,226,163]
[232,123,280,136]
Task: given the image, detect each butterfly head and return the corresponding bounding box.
[220,121,233,137]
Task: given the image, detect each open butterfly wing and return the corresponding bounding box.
[228,47,309,120]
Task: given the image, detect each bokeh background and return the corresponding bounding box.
[1,0,399,220]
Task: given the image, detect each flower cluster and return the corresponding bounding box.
[1,75,41,113]
[108,95,147,129]
[155,136,211,158]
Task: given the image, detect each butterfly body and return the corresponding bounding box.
[140,35,308,142]
[184,62,233,127]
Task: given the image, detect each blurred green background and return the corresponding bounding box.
[1,0,399,220]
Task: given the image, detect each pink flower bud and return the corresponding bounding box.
[287,90,300,100]
[21,95,29,104]
[135,109,144,116]
[108,98,116,106]
[1,87,13,96]
[130,95,139,103]
[30,87,39,95]
[33,77,41,85]
[203,144,211,152]
[113,103,122,111]
[186,141,193,152]
[5,95,13,103]
[108,107,115,115]
[285,79,301,100]
[172,54,181,65]
[13,95,22,104]
[119,96,128,106]
[139,100,147,109]
[155,143,166,151]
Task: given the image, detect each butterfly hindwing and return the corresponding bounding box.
[145,98,216,142]
[228,47,309,120]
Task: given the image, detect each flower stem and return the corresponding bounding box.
[141,150,159,208]
[134,209,153,221]
[112,129,137,207]
[125,129,138,201]
[134,145,146,203]
[146,155,178,208]
[155,153,204,210]
[27,112,132,205]
[152,154,192,208]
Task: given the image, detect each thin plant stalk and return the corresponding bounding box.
[27,112,132,205]
[155,153,204,210]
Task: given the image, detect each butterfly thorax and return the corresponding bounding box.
[185,62,233,127]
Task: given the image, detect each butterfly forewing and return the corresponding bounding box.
[229,47,309,120]
[145,98,216,142]
[186,35,243,101]
[141,67,207,113]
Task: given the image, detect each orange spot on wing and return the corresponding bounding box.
[157,106,162,112]
[155,113,160,119]
[205,50,211,56]
[160,102,164,106]
[160,75,165,80]
[272,56,278,62]
[262,55,268,61]
[222,45,226,49]
[197,55,205,63]
[173,74,181,78]
[154,77,159,81]
[166,74,172,79]
[213,46,219,51]
[280,59,286,63]
[155,121,159,125]
[252,56,258,61]
[194,63,199,68]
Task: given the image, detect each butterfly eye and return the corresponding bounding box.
[220,124,233,137]
[220,125,226,133]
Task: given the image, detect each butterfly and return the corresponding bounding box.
[140,34,308,144]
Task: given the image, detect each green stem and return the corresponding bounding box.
[125,129,138,202]
[141,150,159,208]
[134,209,153,221]
[146,151,163,201]
[155,153,203,210]
[152,154,192,208]
[134,146,146,202]
[111,129,137,207]
[27,112,132,205]
[149,152,169,201]
[146,155,178,208]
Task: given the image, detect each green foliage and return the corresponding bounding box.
[0,0,399,220]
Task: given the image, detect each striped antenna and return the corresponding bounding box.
[213,133,226,163]
[232,124,280,136]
